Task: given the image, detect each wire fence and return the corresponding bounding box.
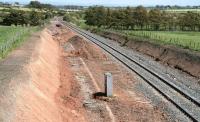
[0,25,31,58]
[107,29,200,51]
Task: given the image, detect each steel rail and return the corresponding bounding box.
[65,22,200,122]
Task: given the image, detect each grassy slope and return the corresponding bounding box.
[116,30,200,51]
[0,25,39,58]
[0,26,20,43]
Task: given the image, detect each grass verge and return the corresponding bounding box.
[79,24,200,51]
[0,25,40,59]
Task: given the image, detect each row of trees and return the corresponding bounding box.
[85,6,200,31]
[0,9,53,26]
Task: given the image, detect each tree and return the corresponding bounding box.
[28,1,54,10]
[196,14,200,31]
[105,8,112,28]
[124,7,135,29]
[109,9,125,29]
[83,6,200,32]
[29,10,43,26]
[178,12,199,31]
[2,10,28,25]
[85,7,96,26]
[149,9,162,30]
[85,6,106,27]
[134,6,148,29]
[28,1,42,9]
[63,14,71,22]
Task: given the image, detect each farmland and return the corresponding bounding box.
[0,7,32,11]
[164,9,200,13]
[115,30,200,51]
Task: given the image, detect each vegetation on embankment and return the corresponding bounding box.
[0,25,40,59]
[113,30,200,51]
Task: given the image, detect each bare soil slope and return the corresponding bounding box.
[0,25,87,122]
[94,31,200,78]
[0,22,179,122]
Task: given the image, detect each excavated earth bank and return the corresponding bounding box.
[0,22,189,122]
[92,30,200,78]
[0,24,87,122]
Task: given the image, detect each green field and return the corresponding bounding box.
[164,9,200,13]
[0,7,48,12]
[113,30,200,51]
[0,7,32,11]
[0,25,38,58]
[0,26,22,43]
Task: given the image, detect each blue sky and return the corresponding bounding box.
[4,0,200,6]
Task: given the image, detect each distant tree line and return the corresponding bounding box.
[84,6,200,31]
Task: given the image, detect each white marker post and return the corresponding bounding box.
[105,72,113,97]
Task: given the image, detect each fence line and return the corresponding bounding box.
[0,26,31,58]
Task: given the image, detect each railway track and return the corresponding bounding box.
[64,22,200,122]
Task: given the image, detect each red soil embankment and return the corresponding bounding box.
[0,27,87,122]
[14,29,63,122]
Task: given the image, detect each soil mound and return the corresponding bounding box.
[69,35,107,60]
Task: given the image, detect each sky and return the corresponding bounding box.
[3,0,200,6]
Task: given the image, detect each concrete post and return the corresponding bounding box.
[105,72,113,97]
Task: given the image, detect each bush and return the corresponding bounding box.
[29,11,43,26]
[63,14,71,22]
[1,9,49,26]
[63,12,83,25]
[2,9,29,25]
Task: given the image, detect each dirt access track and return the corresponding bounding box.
[0,21,182,122]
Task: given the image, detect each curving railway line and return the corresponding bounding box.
[64,22,200,122]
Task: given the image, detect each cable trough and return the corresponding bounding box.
[65,22,200,122]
